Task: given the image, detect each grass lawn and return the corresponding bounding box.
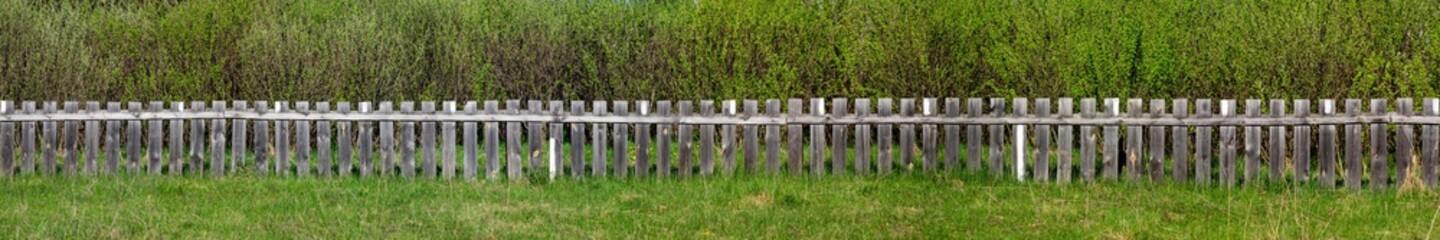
[0,172,1435,239]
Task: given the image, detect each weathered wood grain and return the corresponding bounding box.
[379,102,394,176]
[509,100,524,178]
[900,98,915,171]
[146,102,162,175]
[990,98,1007,176]
[487,101,502,179]
[1012,98,1028,179]
[189,102,207,174]
[878,99,894,175]
[421,102,437,178]
[126,102,141,174]
[231,101,248,174]
[0,101,11,176]
[337,102,352,176]
[1369,99,1388,189]
[253,101,270,175]
[811,98,826,175]
[855,99,872,174]
[1195,100,1212,184]
[721,100,736,175]
[1035,98,1051,182]
[1319,100,1338,187]
[832,98,848,174]
[529,100,545,174]
[318,102,334,177]
[1424,99,1439,188]
[700,100,715,176]
[1102,98,1119,180]
[1220,100,1236,187]
[103,102,117,174]
[1148,99,1166,181]
[743,100,758,174]
[636,101,651,177]
[944,98,960,172]
[1243,99,1261,184]
[1171,99,1189,182]
[88,102,103,175]
[765,100,781,174]
[358,102,374,177]
[297,102,314,177]
[1057,98,1075,183]
[1079,99,1097,181]
[397,102,414,178]
[615,101,631,177]
[1268,99,1286,182]
[657,101,673,177]
[549,101,565,179]
[968,98,983,173]
[921,98,938,173]
[209,101,227,177]
[787,99,803,174]
[1293,100,1312,183]
[64,102,78,175]
[678,101,694,177]
[463,102,478,180]
[43,102,57,175]
[1344,99,1362,190]
[1395,98,1413,186]
[1126,99,1143,182]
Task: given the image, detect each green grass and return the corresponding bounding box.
[0,173,1436,238]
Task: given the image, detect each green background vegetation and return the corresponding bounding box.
[1,0,1437,102]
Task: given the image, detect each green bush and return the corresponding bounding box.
[1,0,1436,102]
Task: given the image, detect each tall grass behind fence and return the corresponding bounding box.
[1,0,1438,101]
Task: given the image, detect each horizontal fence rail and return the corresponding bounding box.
[0,98,1437,190]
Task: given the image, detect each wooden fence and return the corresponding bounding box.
[0,98,1437,189]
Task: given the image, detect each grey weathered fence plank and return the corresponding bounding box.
[487,101,502,179]
[0,101,11,176]
[811,99,827,175]
[63,102,78,175]
[188,102,206,174]
[378,102,394,176]
[510,100,525,178]
[42,102,56,175]
[1344,99,1362,190]
[1125,99,1143,182]
[1035,99,1051,182]
[944,98,960,172]
[210,101,227,176]
[231,101,248,174]
[990,98,1007,175]
[634,101,649,177]
[1268,99,1287,182]
[1056,98,1075,183]
[743,100,758,174]
[1013,98,1028,178]
[1396,98,1413,186]
[125,102,140,174]
[1220,100,1237,187]
[463,102,478,180]
[591,101,609,177]
[298,102,314,177]
[441,102,456,179]
[336,102,352,176]
[1293,100,1312,183]
[787,99,803,174]
[615,101,631,177]
[1368,99,1388,189]
[397,102,414,178]
[549,101,565,179]
[254,101,270,175]
[721,100,736,175]
[878,99,894,175]
[1079,99,1097,181]
[968,98,983,173]
[678,101,694,177]
[146,102,162,175]
[421,102,437,178]
[855,99,872,174]
[86,102,101,175]
[358,102,375,177]
[1194,100,1213,184]
[1102,98,1119,180]
[317,102,334,177]
[832,98,848,174]
[922,98,938,173]
[1243,99,1261,184]
[529,100,544,174]
[1424,99,1438,188]
[20,102,35,174]
[1148,100,1166,181]
[700,100,716,176]
[1319,100,1338,187]
[1171,99,1189,182]
[900,98,916,171]
[657,101,673,177]
[765,100,781,174]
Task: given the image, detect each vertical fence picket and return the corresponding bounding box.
[922,98,938,173]
[1244,99,1261,184]
[764,100,781,174]
[1125,99,1143,182]
[700,100,715,176]
[1102,98,1119,180]
[899,99,915,171]
[86,102,101,175]
[378,102,394,176]
[1035,99,1051,182]
[43,102,56,175]
[397,102,414,178]
[1220,100,1237,187]
[1368,99,1388,189]
[487,101,502,179]
[20,102,35,174]
[1147,100,1165,181]
[657,101,672,177]
[615,101,631,177]
[254,101,270,175]
[1396,98,1413,186]
[297,102,313,177]
[1423,99,1438,188]
[591,101,609,177]
[63,102,78,175]
[787,99,803,174]
[989,98,1007,176]
[636,101,651,177]
[549,101,564,179]
[1171,99,1189,182]
[318,102,333,177]
[1012,98,1028,179]
[188,102,206,174]
[678,101,694,178]
[810,99,826,175]
[855,99,872,174]
[944,98,960,172]
[358,102,374,177]
[1344,99,1362,190]
[337,102,352,176]
[146,102,162,175]
[210,101,227,177]
[968,99,983,173]
[1268,99,1287,182]
[231,101,248,173]
[743,100,758,174]
[1320,100,1338,187]
[1293,100,1312,183]
[463,101,478,180]
[0,101,10,176]
[125,102,140,174]
[421,102,437,178]
[832,98,848,174]
[442,102,456,179]
[1057,99,1075,183]
[1194,100,1213,184]
[721,100,735,175]
[878,99,894,175]
[529,100,545,175]
[1079,99,1097,181]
